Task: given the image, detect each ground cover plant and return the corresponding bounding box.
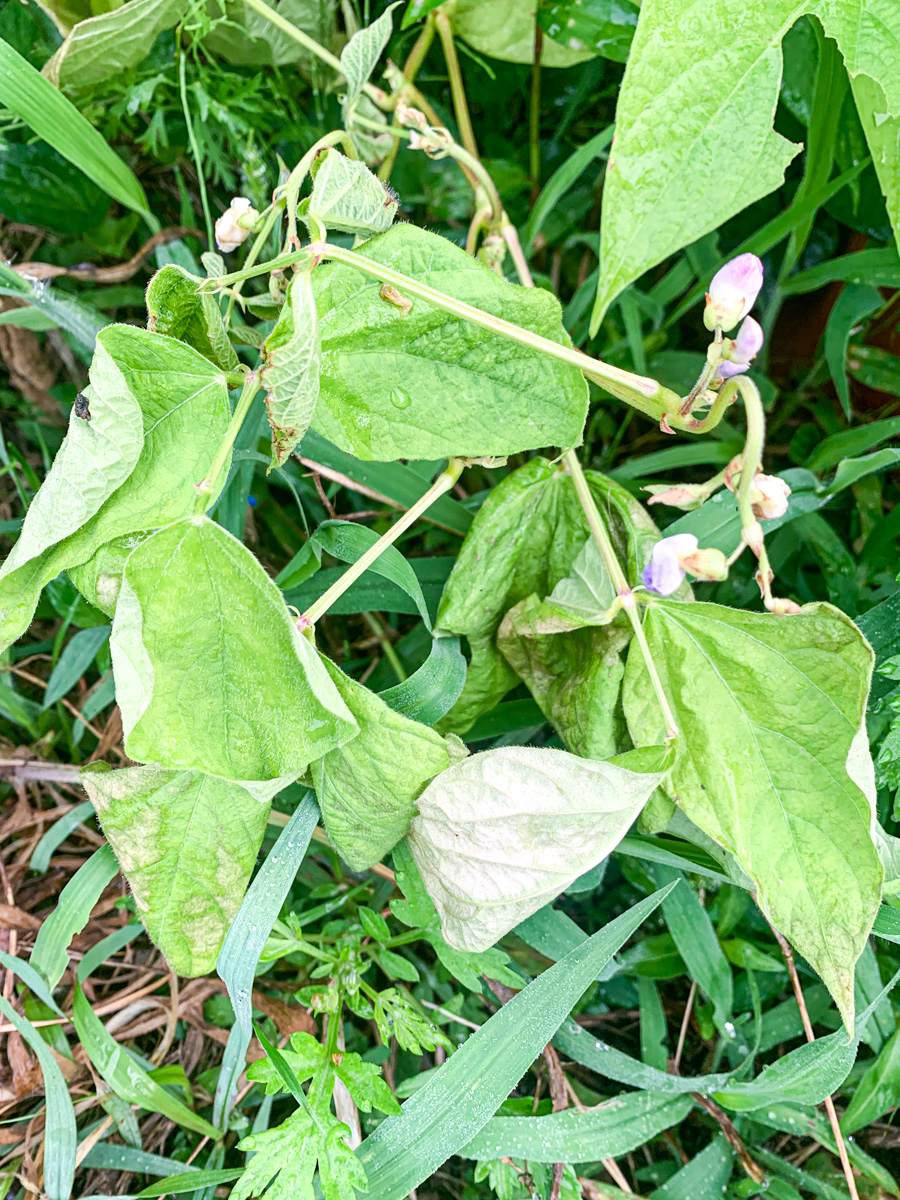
[0,0,899,1197]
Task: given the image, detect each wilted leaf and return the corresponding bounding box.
[261,272,321,469]
[202,0,339,68]
[0,326,231,651]
[311,656,454,870]
[111,517,358,792]
[311,226,588,461]
[43,0,188,90]
[146,264,238,372]
[83,763,270,976]
[408,744,668,950]
[624,599,882,1029]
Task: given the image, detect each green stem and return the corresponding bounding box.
[679,328,723,417]
[434,6,479,161]
[178,51,213,248]
[282,130,358,250]
[225,205,282,324]
[563,449,679,741]
[301,459,465,625]
[198,372,259,500]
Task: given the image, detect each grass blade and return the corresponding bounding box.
[30,843,119,989]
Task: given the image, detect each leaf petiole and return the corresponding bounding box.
[196,371,260,504]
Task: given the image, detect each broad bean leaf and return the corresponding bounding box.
[591,0,801,328]
[458,1091,694,1162]
[67,532,152,616]
[819,2,900,116]
[391,840,521,992]
[235,1106,366,1200]
[311,226,588,461]
[538,0,638,64]
[302,148,398,237]
[110,517,357,792]
[82,763,269,976]
[452,0,591,66]
[202,0,339,69]
[435,458,593,734]
[624,599,881,1029]
[852,76,900,250]
[408,744,668,951]
[43,0,189,90]
[0,326,231,651]
[261,272,321,469]
[339,2,397,112]
[311,656,454,870]
[146,264,238,372]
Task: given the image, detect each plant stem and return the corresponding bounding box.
[563,449,679,740]
[301,459,465,625]
[769,921,861,1200]
[197,372,259,500]
[434,6,479,161]
[178,51,213,248]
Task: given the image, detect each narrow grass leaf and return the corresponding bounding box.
[42,624,110,709]
[30,843,119,989]
[0,950,65,1016]
[356,883,677,1200]
[30,800,95,873]
[0,996,75,1200]
[77,923,143,984]
[136,1170,244,1197]
[649,1136,733,1199]
[79,1144,200,1176]
[378,636,466,725]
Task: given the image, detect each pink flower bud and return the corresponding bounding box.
[215,197,260,253]
[703,254,764,332]
[766,595,802,616]
[645,483,710,511]
[750,473,791,520]
[641,534,698,596]
[680,546,728,582]
[719,316,764,377]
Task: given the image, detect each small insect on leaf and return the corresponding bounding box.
[74,392,91,421]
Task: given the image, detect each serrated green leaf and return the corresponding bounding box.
[303,148,398,236]
[261,272,321,469]
[312,655,452,869]
[82,763,270,976]
[624,599,881,1030]
[146,264,239,372]
[408,744,669,950]
[311,226,588,461]
[43,0,189,90]
[591,0,801,328]
[234,1105,367,1200]
[110,517,357,790]
[0,326,231,651]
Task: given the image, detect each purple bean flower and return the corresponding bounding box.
[719,316,765,378]
[641,534,699,596]
[703,254,764,332]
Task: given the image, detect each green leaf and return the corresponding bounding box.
[110,517,357,791]
[214,794,319,1127]
[0,996,75,1200]
[261,272,321,469]
[451,0,591,66]
[538,0,638,64]
[201,0,339,69]
[30,843,119,989]
[590,0,800,329]
[408,744,669,950]
[523,127,613,252]
[378,635,467,726]
[648,1137,733,1200]
[823,283,882,418]
[68,533,153,617]
[250,1032,399,1115]
[853,76,900,251]
[825,446,900,495]
[655,870,733,1033]
[0,261,106,359]
[332,1052,400,1115]
[312,655,452,870]
[391,841,521,992]
[311,226,588,461]
[247,1030,324,1093]
[72,983,219,1138]
[234,1105,367,1200]
[303,148,398,237]
[82,763,270,976]
[135,1169,244,1197]
[43,0,189,90]
[146,264,239,372]
[624,599,882,1030]
[458,1091,693,1162]
[817,4,900,117]
[0,38,152,222]
[807,415,900,472]
[42,624,110,709]
[339,2,398,111]
[0,326,232,651]
[357,884,676,1200]
[841,1025,900,1133]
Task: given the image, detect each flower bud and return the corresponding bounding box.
[644,483,710,511]
[680,546,728,582]
[396,102,429,131]
[703,254,764,331]
[750,473,791,520]
[719,315,764,377]
[641,533,698,596]
[214,197,260,253]
[766,595,802,615]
